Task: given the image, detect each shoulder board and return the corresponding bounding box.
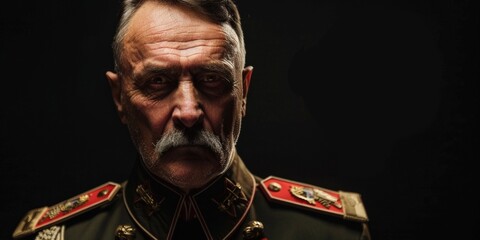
[258,176,368,222]
[13,182,122,239]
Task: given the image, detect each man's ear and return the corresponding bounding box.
[241,66,254,117]
[106,71,127,124]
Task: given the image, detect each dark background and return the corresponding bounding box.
[1,0,478,239]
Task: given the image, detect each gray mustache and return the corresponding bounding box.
[154,129,224,160]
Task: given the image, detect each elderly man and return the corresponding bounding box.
[13,0,370,239]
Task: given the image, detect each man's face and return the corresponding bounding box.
[107,1,252,191]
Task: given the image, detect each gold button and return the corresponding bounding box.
[115,224,136,240]
[268,182,282,192]
[97,189,109,197]
[243,220,265,240]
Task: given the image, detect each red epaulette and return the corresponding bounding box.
[258,176,368,222]
[12,182,122,239]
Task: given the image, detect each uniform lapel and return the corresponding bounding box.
[123,153,256,240]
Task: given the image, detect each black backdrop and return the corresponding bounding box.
[1,0,478,239]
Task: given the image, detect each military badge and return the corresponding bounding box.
[13,182,122,239]
[259,176,368,222]
[34,226,64,240]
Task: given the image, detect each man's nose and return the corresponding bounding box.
[172,81,203,128]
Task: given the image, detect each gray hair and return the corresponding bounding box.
[111,0,246,74]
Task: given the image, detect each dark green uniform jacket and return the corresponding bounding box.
[13,154,371,240]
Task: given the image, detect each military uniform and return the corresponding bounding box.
[13,154,370,240]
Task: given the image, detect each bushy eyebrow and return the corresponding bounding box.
[142,65,179,76]
[133,62,235,83]
[130,65,179,83]
[191,63,235,83]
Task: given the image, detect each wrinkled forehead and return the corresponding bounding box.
[122,1,241,65]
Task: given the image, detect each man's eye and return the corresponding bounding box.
[146,76,175,90]
[199,74,225,86]
[139,76,177,98]
[197,73,231,96]
[149,76,169,85]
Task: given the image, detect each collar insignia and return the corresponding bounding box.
[211,178,248,218]
[134,182,165,216]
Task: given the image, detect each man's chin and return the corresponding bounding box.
[145,146,226,191]
[156,162,220,192]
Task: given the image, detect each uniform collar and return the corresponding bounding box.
[123,152,256,240]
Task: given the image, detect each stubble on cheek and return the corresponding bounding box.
[122,96,159,168]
